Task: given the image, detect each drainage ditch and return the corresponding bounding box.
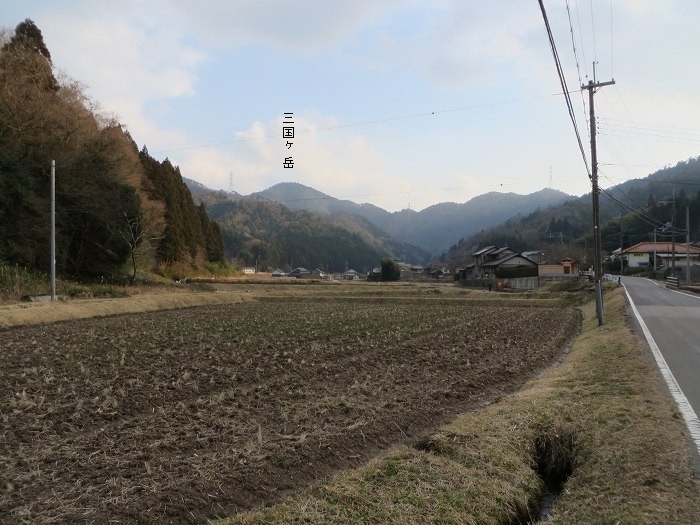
[511,432,577,524]
[413,429,577,524]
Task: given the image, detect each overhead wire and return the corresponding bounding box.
[609,0,614,78]
[152,93,559,155]
[589,0,598,73]
[574,0,589,80]
[565,0,590,136]
[538,0,591,179]
[600,187,685,233]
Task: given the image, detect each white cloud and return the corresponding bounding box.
[38,5,205,151]
[171,112,458,211]
[164,0,405,53]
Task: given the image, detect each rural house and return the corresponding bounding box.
[621,242,700,269]
[461,246,517,279]
[343,269,361,280]
[538,257,579,276]
[287,267,311,278]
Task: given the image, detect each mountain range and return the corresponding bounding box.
[187,155,700,272]
[186,178,573,258]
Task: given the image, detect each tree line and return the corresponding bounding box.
[0,19,223,281]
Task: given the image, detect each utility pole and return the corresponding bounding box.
[687,205,691,284]
[621,214,626,275]
[582,71,615,326]
[671,188,676,277]
[50,160,56,301]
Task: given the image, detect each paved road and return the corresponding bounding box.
[623,276,700,462]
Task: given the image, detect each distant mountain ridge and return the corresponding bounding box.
[184,179,430,271]
[441,156,700,266]
[252,182,573,254]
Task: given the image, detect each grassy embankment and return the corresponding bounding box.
[217,286,700,525]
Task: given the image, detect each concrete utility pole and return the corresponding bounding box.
[50,160,56,301]
[619,213,624,275]
[671,188,676,277]
[583,72,615,327]
[687,205,691,284]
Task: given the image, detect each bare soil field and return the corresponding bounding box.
[0,299,580,524]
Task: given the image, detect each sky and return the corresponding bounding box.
[3,1,700,212]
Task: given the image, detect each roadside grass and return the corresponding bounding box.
[0,264,49,301]
[217,287,700,525]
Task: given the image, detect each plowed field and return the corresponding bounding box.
[0,300,580,524]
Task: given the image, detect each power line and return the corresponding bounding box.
[565,0,590,136]
[574,0,589,80]
[609,0,614,78]
[589,0,598,65]
[151,93,560,155]
[538,0,591,179]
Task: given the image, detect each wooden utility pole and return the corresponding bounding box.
[583,73,615,326]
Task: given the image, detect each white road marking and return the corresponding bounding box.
[624,287,700,454]
[668,288,700,300]
[642,277,700,299]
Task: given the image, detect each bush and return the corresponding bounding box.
[0,264,48,301]
[380,258,401,281]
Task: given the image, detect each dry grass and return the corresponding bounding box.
[216,287,700,525]
[0,288,247,327]
[0,280,552,329]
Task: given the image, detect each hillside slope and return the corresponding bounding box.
[253,182,572,254]
[206,198,430,272]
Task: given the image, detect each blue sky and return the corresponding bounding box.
[3,1,700,211]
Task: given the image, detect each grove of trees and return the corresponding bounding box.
[0,19,223,281]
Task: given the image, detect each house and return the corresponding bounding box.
[271,268,286,277]
[287,267,311,278]
[621,242,700,269]
[480,252,537,276]
[539,257,579,276]
[423,266,449,279]
[294,268,328,279]
[464,246,517,279]
[368,267,382,280]
[457,247,535,280]
[343,269,361,280]
[243,267,256,274]
[309,268,328,279]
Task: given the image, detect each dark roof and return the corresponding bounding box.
[481,253,537,268]
[472,245,497,256]
[490,246,514,256]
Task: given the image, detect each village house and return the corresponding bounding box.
[621,242,700,269]
[287,267,311,278]
[459,246,519,279]
[538,257,579,276]
[343,269,361,280]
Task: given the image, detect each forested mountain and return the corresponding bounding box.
[443,158,700,267]
[184,177,241,207]
[203,197,430,272]
[0,19,223,280]
[253,182,572,254]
